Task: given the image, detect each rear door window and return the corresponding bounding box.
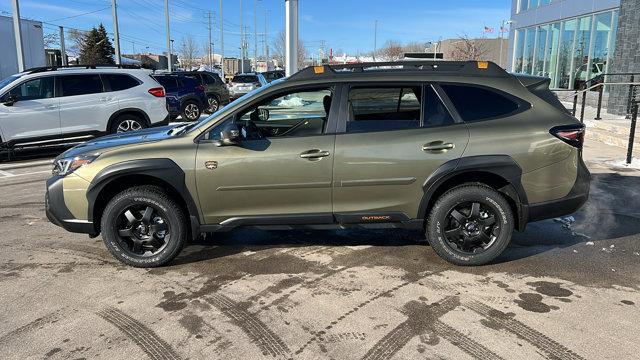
[440,84,519,122]
[60,74,104,97]
[346,86,421,133]
[202,74,217,85]
[104,74,140,91]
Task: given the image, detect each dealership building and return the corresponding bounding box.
[507,0,640,114]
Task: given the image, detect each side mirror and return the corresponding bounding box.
[2,94,19,106]
[258,108,269,122]
[213,129,240,146]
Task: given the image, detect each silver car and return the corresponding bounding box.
[228,73,268,100]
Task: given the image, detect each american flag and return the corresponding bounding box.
[484,26,494,33]
[500,26,508,33]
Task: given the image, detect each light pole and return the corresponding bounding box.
[499,20,512,68]
[285,0,298,76]
[219,0,225,80]
[373,19,377,62]
[11,0,25,72]
[111,0,121,64]
[164,0,172,71]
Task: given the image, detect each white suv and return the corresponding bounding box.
[0,66,169,150]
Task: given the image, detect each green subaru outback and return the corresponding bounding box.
[45,61,589,267]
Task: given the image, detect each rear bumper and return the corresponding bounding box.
[525,155,590,223]
[45,176,96,235]
[151,114,170,127]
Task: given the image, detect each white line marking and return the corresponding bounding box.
[0,169,15,177]
[0,170,50,179]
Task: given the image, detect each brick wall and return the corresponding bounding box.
[607,0,640,116]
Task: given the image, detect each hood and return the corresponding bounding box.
[57,125,177,159]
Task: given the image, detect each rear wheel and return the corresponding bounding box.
[426,185,514,266]
[206,95,220,113]
[111,114,146,134]
[101,186,187,267]
[181,101,201,121]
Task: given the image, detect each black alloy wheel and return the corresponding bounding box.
[115,204,170,257]
[442,201,499,254]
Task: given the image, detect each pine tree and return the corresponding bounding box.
[78,23,115,65]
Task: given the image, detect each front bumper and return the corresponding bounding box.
[45,176,96,235]
[525,155,591,222]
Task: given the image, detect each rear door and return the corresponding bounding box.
[0,75,60,142]
[332,83,469,221]
[58,74,112,134]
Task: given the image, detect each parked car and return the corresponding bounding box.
[151,74,207,121]
[46,61,589,268]
[0,65,168,151]
[172,70,230,113]
[227,73,268,100]
[262,70,286,83]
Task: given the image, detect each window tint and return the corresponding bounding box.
[7,77,54,101]
[440,84,519,122]
[202,74,217,85]
[232,75,258,83]
[235,89,332,138]
[60,75,103,97]
[105,74,140,91]
[347,87,421,133]
[424,85,454,127]
[153,76,178,89]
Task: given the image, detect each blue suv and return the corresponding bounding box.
[151,74,207,121]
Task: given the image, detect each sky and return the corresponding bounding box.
[0,0,511,58]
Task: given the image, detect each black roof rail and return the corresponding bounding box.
[288,60,508,81]
[25,64,141,74]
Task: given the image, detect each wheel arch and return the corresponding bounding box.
[418,155,529,232]
[86,159,200,238]
[107,108,151,132]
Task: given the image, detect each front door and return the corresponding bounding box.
[195,87,337,224]
[332,84,469,220]
[0,76,60,142]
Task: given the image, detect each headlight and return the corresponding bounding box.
[52,155,98,176]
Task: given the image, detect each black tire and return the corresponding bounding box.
[101,186,187,268]
[426,184,514,266]
[110,114,146,134]
[205,95,220,113]
[181,100,201,121]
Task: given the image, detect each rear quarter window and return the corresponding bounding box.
[104,74,140,91]
[440,84,521,122]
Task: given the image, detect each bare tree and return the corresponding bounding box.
[180,35,200,69]
[43,32,59,48]
[66,29,87,59]
[448,34,489,61]
[379,40,404,61]
[272,31,306,69]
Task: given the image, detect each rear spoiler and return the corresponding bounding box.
[513,74,570,114]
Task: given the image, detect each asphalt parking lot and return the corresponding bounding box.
[1,141,639,360]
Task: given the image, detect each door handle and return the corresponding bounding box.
[44,104,58,109]
[422,141,455,152]
[300,149,331,159]
[99,97,109,102]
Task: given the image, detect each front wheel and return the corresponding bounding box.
[100,186,187,267]
[426,185,514,266]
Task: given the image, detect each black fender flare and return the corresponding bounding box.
[417,155,529,231]
[86,158,200,235]
[107,108,151,131]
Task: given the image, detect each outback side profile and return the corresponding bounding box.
[45,61,589,267]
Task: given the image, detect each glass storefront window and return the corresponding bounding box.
[557,19,576,89]
[518,0,529,13]
[572,16,592,89]
[534,25,549,76]
[540,0,550,6]
[588,12,613,84]
[545,22,561,86]
[513,29,525,72]
[522,28,536,74]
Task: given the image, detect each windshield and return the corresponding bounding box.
[184,79,282,134]
[232,75,258,83]
[0,75,21,92]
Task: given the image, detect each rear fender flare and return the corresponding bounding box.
[418,155,529,231]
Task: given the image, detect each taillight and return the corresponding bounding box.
[550,124,585,148]
[148,87,165,97]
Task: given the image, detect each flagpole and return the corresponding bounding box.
[499,20,504,68]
